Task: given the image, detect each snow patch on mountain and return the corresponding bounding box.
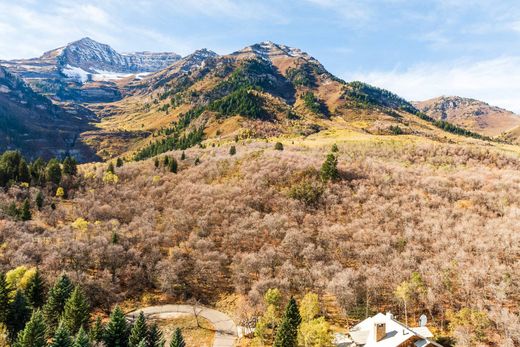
[62,65,90,83]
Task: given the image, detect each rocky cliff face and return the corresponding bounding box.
[0,65,97,160]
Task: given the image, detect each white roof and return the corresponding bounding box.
[348,313,442,347]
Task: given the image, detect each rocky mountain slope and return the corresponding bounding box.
[86,41,490,160]
[1,37,180,103]
[0,65,97,160]
[414,96,520,136]
[0,40,500,161]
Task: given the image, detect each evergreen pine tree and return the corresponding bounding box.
[7,290,30,340]
[73,327,91,347]
[25,268,45,309]
[35,191,44,210]
[7,202,19,218]
[62,286,90,335]
[49,323,73,347]
[146,323,164,347]
[320,153,339,182]
[229,145,236,156]
[18,159,31,183]
[116,158,124,168]
[154,158,160,169]
[46,159,62,185]
[103,306,129,347]
[331,143,339,153]
[43,274,74,337]
[129,312,148,347]
[62,157,78,176]
[14,310,46,347]
[90,316,104,343]
[180,152,186,160]
[0,272,11,325]
[30,158,46,186]
[272,318,294,347]
[169,158,178,173]
[20,198,31,221]
[163,156,169,167]
[273,297,301,347]
[169,328,185,347]
[111,232,119,245]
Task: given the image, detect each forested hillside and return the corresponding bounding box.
[1,135,520,346]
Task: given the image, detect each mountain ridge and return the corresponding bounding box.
[0,39,501,161]
[414,95,520,136]
[0,37,181,103]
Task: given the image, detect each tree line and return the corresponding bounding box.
[134,108,205,161]
[0,151,77,188]
[0,270,186,347]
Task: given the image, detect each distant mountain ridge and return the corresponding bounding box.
[0,39,500,161]
[86,41,490,160]
[48,37,181,74]
[1,37,181,103]
[414,96,520,136]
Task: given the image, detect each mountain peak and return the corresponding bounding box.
[176,49,218,73]
[232,41,317,64]
[75,37,97,44]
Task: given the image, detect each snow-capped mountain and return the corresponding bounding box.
[1,37,181,102]
[50,37,181,76]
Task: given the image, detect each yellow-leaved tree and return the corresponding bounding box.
[298,292,333,347]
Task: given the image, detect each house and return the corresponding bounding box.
[340,312,443,347]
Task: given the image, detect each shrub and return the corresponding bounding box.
[320,154,339,182]
[274,142,284,151]
[288,179,324,207]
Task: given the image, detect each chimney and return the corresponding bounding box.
[375,322,386,342]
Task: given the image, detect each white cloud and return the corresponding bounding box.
[345,56,520,113]
[0,2,118,59]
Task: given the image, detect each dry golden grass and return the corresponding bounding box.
[156,315,215,347]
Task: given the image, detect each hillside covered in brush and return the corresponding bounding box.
[1,135,520,346]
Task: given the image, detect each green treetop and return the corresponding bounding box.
[169,328,185,347]
[320,153,339,182]
[146,323,164,347]
[25,268,45,309]
[43,274,74,337]
[129,312,148,347]
[8,290,30,340]
[103,306,129,347]
[273,297,301,347]
[73,327,91,347]
[14,310,46,347]
[49,323,73,347]
[62,286,90,335]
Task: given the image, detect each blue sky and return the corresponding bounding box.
[2,0,520,111]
